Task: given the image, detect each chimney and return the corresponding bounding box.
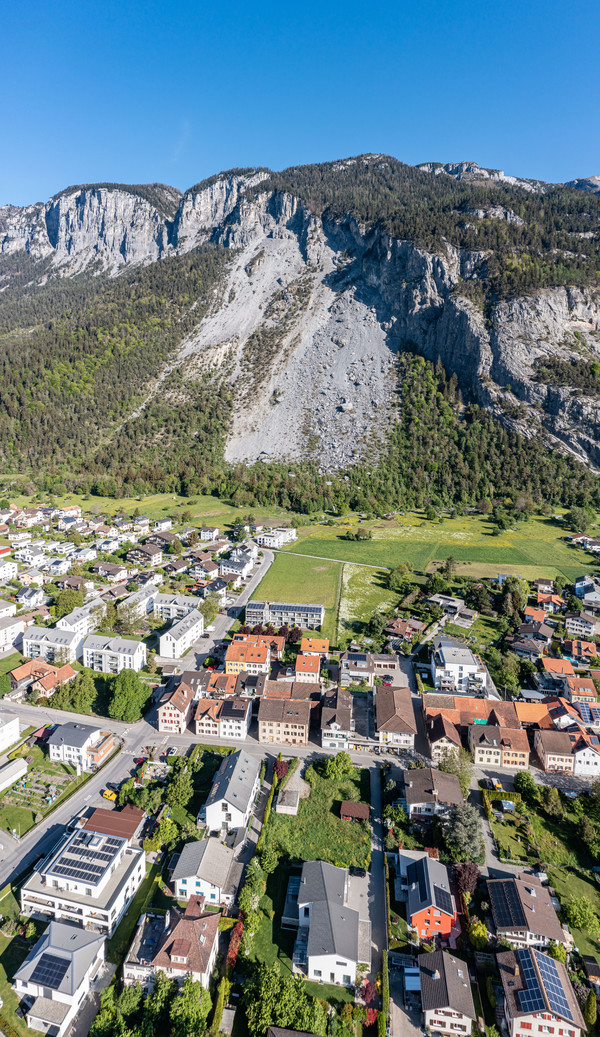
[509,962,520,977]
[433,969,440,981]
[432,788,439,801]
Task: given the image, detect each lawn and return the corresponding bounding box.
[167,749,223,827]
[445,616,504,655]
[337,565,398,648]
[282,512,596,582]
[547,868,600,961]
[0,653,21,675]
[105,861,162,966]
[0,744,86,837]
[251,552,342,643]
[266,764,371,868]
[489,813,534,863]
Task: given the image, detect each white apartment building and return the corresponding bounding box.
[47,722,114,773]
[0,615,26,651]
[431,637,487,693]
[204,750,261,832]
[57,600,105,638]
[122,584,157,620]
[0,715,20,754]
[200,527,219,541]
[159,610,204,659]
[255,527,297,548]
[83,634,147,673]
[171,839,238,906]
[23,626,82,664]
[21,808,146,936]
[0,598,16,619]
[153,592,198,622]
[218,698,252,740]
[0,559,18,582]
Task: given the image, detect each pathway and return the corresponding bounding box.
[368,765,386,979]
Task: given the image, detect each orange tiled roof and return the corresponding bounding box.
[300,637,330,654]
[541,657,575,675]
[194,698,222,722]
[295,654,320,674]
[225,643,269,664]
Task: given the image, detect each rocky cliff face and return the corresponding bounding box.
[2,165,600,469]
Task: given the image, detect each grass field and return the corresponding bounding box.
[547,869,600,960]
[282,512,598,582]
[338,565,397,647]
[251,553,342,642]
[266,764,371,868]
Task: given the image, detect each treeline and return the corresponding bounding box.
[251,155,600,297]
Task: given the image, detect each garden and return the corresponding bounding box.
[0,744,82,837]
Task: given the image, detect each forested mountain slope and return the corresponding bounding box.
[1,155,600,508]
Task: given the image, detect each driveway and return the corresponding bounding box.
[368,766,386,979]
[390,973,422,1037]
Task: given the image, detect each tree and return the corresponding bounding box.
[274,759,289,781]
[566,506,593,532]
[514,770,540,803]
[54,588,84,619]
[168,538,183,556]
[438,747,474,798]
[563,895,600,938]
[369,611,387,638]
[166,768,194,809]
[445,803,484,862]
[541,785,564,819]
[108,669,150,722]
[260,845,280,874]
[547,941,567,964]
[468,917,489,950]
[584,990,597,1033]
[199,592,221,627]
[454,862,479,898]
[244,962,327,1037]
[70,671,96,713]
[289,627,302,644]
[324,752,354,780]
[388,563,412,592]
[169,975,211,1037]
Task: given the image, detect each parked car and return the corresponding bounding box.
[102,789,117,801]
[382,675,394,686]
[134,757,146,765]
[350,866,367,877]
[167,746,178,757]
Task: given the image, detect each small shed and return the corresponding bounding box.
[340,800,370,822]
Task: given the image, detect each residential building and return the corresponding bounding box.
[123,900,219,992]
[565,675,599,704]
[10,659,73,696]
[0,757,27,792]
[218,697,252,740]
[17,586,47,609]
[488,876,566,949]
[375,686,417,749]
[292,860,370,986]
[159,610,204,659]
[23,626,82,664]
[533,729,575,773]
[255,527,297,548]
[564,639,597,663]
[295,654,321,683]
[204,750,261,831]
[0,559,18,582]
[385,617,425,641]
[91,561,128,582]
[48,722,114,772]
[200,526,219,541]
[401,768,464,821]
[157,681,194,733]
[300,637,330,657]
[232,632,285,659]
[153,593,198,622]
[127,544,163,567]
[339,651,375,687]
[407,856,457,940]
[220,553,254,579]
[426,713,462,762]
[56,576,95,594]
[147,531,179,551]
[497,948,584,1037]
[171,839,239,906]
[83,634,147,673]
[246,601,325,630]
[468,725,530,769]
[571,730,600,776]
[431,637,486,694]
[0,614,26,651]
[121,584,157,620]
[225,642,270,675]
[153,518,172,532]
[13,921,105,1037]
[258,699,311,745]
[510,638,543,662]
[419,950,476,1037]
[0,599,16,619]
[21,806,146,935]
[537,593,566,613]
[565,612,600,639]
[321,687,354,750]
[194,699,221,739]
[0,715,20,753]
[56,600,105,638]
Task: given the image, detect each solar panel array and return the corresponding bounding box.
[490,881,526,929]
[517,949,545,1014]
[576,702,600,724]
[433,885,454,915]
[30,953,69,990]
[534,951,574,1022]
[49,829,124,886]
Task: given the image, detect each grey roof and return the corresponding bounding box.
[163,609,203,643]
[171,838,235,887]
[407,856,456,921]
[84,633,143,656]
[298,860,359,963]
[47,722,100,749]
[14,920,104,997]
[419,950,475,1018]
[206,750,259,814]
[154,592,198,609]
[24,626,79,647]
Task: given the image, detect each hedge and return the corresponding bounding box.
[382,949,389,1022]
[256,773,278,853]
[383,853,392,940]
[278,756,299,791]
[377,1011,386,1037]
[210,974,231,1036]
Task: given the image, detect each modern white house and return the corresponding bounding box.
[291,860,370,987]
[22,626,83,664]
[159,610,204,659]
[0,559,18,582]
[255,528,297,548]
[83,634,147,673]
[171,839,239,906]
[153,592,198,622]
[418,950,476,1037]
[217,698,252,740]
[0,614,26,651]
[56,600,106,638]
[0,598,16,619]
[47,722,115,773]
[431,637,487,693]
[123,902,220,993]
[0,714,20,754]
[204,750,261,832]
[13,921,106,1037]
[21,806,146,935]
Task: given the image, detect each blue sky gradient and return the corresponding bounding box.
[2,0,599,205]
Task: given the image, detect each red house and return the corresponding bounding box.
[407,855,457,941]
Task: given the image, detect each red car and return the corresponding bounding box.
[134,757,146,766]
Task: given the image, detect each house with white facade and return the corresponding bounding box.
[321,687,354,750]
[83,634,147,673]
[123,900,220,993]
[171,839,239,906]
[204,750,261,832]
[0,614,26,652]
[218,697,252,740]
[255,527,297,548]
[13,921,106,1037]
[488,876,567,950]
[431,636,487,693]
[375,686,417,749]
[418,950,476,1037]
[0,715,20,754]
[153,592,198,622]
[497,948,584,1037]
[21,806,146,935]
[48,722,115,773]
[159,609,204,659]
[401,768,464,821]
[0,559,18,583]
[56,600,105,639]
[23,626,82,664]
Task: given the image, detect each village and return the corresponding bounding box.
[1,499,600,1037]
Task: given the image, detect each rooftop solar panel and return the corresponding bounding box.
[433,886,454,915]
[30,953,69,989]
[534,952,573,1022]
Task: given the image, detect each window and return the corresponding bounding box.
[343,974,351,985]
[314,970,322,978]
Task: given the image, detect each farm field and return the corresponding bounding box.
[282,512,597,582]
[250,552,342,643]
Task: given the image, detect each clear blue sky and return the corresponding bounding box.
[3,0,599,205]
